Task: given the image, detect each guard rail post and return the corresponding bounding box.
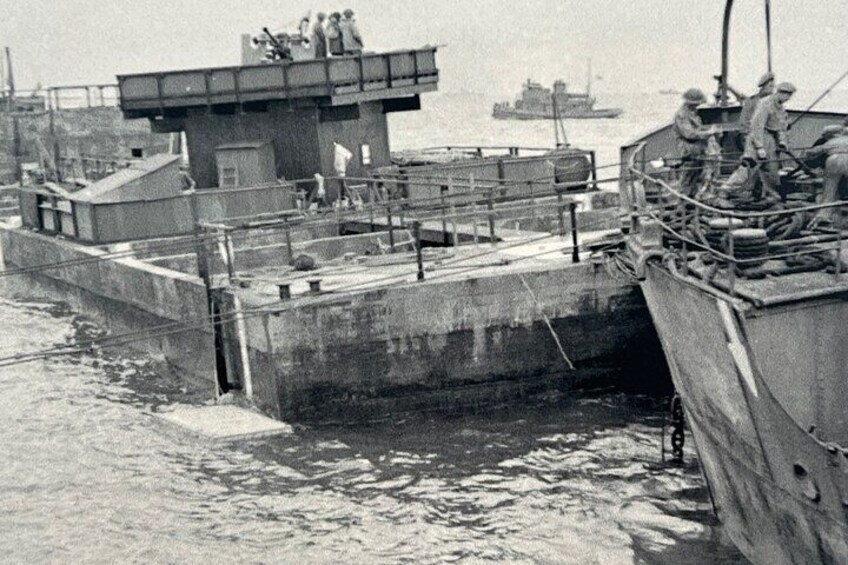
[223,227,236,283]
[589,150,599,191]
[413,221,425,280]
[470,174,479,246]
[557,192,566,237]
[449,176,458,246]
[529,181,537,224]
[680,202,688,277]
[368,184,375,232]
[570,201,580,263]
[284,218,293,265]
[440,184,449,245]
[727,221,736,296]
[387,203,395,251]
[487,187,496,245]
[835,208,843,280]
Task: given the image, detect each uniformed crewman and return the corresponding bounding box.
[673,88,715,196]
[806,125,845,170]
[805,129,848,227]
[737,72,775,147]
[312,12,328,59]
[746,81,795,196]
[719,74,778,196]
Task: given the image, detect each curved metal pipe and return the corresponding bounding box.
[719,0,735,106]
[765,0,772,72]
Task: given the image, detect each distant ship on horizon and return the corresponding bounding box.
[493,77,623,120]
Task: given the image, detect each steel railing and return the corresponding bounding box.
[625,142,847,297]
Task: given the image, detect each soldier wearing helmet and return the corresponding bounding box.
[738,72,775,142]
[745,81,796,196]
[673,88,716,196]
[720,73,777,196]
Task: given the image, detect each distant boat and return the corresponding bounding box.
[658,89,681,96]
[493,77,622,120]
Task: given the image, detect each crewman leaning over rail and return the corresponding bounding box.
[673,88,716,196]
[806,129,848,228]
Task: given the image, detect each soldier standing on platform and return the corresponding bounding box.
[738,71,775,147]
[312,12,328,59]
[673,88,716,196]
[340,9,364,55]
[326,12,344,56]
[746,81,795,197]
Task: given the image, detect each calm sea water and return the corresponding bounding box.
[3,89,816,564]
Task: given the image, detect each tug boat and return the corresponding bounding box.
[493,78,622,120]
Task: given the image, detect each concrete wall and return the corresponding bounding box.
[1,226,215,381]
[229,261,662,420]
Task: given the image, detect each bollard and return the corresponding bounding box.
[308,279,322,293]
[277,282,292,300]
[569,202,580,263]
[413,221,425,280]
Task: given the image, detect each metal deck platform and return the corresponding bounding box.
[118,48,439,119]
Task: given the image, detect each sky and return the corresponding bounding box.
[2,0,848,97]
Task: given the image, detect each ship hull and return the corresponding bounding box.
[640,263,848,564]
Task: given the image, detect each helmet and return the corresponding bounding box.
[757,72,775,87]
[821,125,844,140]
[776,82,796,94]
[683,88,707,104]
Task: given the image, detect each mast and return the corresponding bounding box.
[4,46,22,184]
[552,92,560,148]
[586,58,592,97]
[551,92,568,148]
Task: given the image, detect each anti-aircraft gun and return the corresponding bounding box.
[251,27,292,61]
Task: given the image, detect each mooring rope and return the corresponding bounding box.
[518,273,575,371]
